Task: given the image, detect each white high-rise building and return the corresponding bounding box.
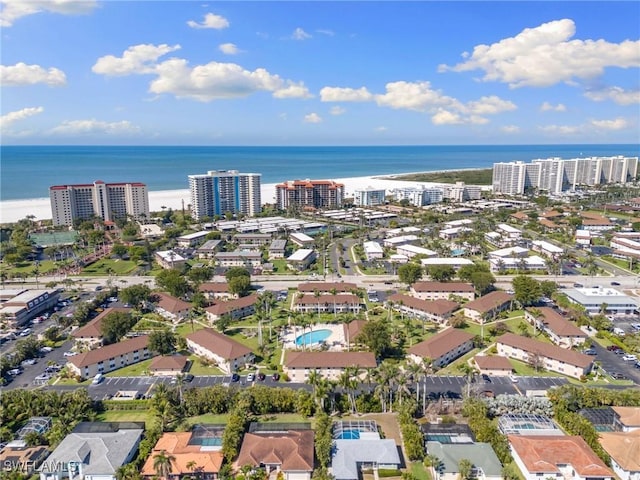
[393,187,444,206]
[49,181,150,227]
[493,156,638,195]
[189,170,261,219]
[354,187,386,206]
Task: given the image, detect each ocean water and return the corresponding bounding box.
[1,144,638,201]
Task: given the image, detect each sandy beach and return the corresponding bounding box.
[0,174,452,224]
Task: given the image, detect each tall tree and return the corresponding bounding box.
[512,275,542,307]
[398,263,423,287]
[153,450,176,480]
[149,330,177,355]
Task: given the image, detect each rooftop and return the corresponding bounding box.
[408,328,474,360]
[463,291,513,314]
[599,430,640,471]
[496,333,593,368]
[285,351,376,369]
[186,328,252,360]
[426,442,503,477]
[236,430,314,471]
[68,335,150,368]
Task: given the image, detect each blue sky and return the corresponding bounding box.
[1,1,639,145]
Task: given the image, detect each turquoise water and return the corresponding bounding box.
[339,429,361,440]
[451,249,466,256]
[295,329,332,346]
[192,438,222,446]
[1,144,637,201]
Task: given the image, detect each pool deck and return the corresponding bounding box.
[281,323,346,351]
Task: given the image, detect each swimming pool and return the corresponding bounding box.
[338,429,361,440]
[295,329,332,346]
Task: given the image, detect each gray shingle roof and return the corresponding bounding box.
[331,439,401,480]
[426,442,503,477]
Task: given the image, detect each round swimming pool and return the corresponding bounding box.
[295,329,332,346]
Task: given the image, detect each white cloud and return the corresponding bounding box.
[590,117,629,130]
[501,125,521,133]
[585,86,640,105]
[219,43,241,55]
[321,81,515,125]
[0,62,66,86]
[316,29,334,36]
[304,113,322,123]
[0,0,98,27]
[92,44,181,76]
[49,119,141,135]
[374,126,387,132]
[272,82,313,99]
[330,106,346,115]
[292,27,311,40]
[538,124,581,135]
[187,12,229,29]
[440,19,640,88]
[320,86,373,102]
[150,58,306,102]
[540,101,567,112]
[0,106,44,129]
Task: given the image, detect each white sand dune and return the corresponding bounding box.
[0,173,455,224]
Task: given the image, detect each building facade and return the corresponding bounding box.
[354,187,386,206]
[189,170,261,219]
[275,180,345,210]
[50,181,150,227]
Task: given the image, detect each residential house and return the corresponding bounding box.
[410,282,475,302]
[287,249,317,271]
[396,244,437,259]
[153,293,192,322]
[186,328,254,373]
[66,335,153,380]
[155,250,186,269]
[234,233,272,250]
[205,295,258,322]
[496,333,593,379]
[148,355,189,376]
[508,435,614,480]
[439,226,472,240]
[387,293,459,324]
[426,441,503,480]
[283,351,377,382]
[0,446,49,475]
[269,239,287,259]
[613,407,640,432]
[293,294,361,314]
[474,355,513,376]
[531,240,564,259]
[236,426,314,480]
[489,255,547,273]
[39,422,144,480]
[598,430,640,480]
[525,307,586,348]
[363,241,384,260]
[141,428,224,480]
[198,282,236,301]
[408,328,475,369]
[462,291,513,323]
[488,247,529,258]
[71,307,132,347]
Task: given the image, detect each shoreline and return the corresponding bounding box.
[0,170,481,224]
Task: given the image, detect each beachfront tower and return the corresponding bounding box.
[188,170,261,219]
[354,187,386,206]
[49,181,150,227]
[275,179,345,211]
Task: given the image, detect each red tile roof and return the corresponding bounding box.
[68,335,150,368]
[408,328,474,360]
[497,333,593,368]
[205,294,258,316]
[71,307,132,339]
[285,351,377,369]
[236,430,314,471]
[527,307,586,338]
[154,292,192,314]
[186,328,252,360]
[387,293,459,316]
[508,435,613,477]
[295,294,359,306]
[298,282,358,293]
[464,291,513,314]
[149,355,189,372]
[198,282,230,293]
[474,355,512,371]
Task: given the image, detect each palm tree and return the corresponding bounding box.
[458,459,473,480]
[153,450,176,480]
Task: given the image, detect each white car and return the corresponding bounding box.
[63,351,78,357]
[509,374,519,383]
[622,354,637,362]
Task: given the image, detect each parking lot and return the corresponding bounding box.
[592,343,640,384]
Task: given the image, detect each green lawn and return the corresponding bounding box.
[187,412,308,425]
[509,358,562,377]
[105,358,154,377]
[185,355,225,375]
[3,259,59,275]
[409,462,432,480]
[81,258,139,275]
[96,409,154,427]
[436,348,481,376]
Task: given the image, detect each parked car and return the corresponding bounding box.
[257,373,266,381]
[7,368,22,376]
[481,374,491,382]
[39,346,53,353]
[610,372,628,380]
[583,348,597,356]
[611,281,621,286]
[231,373,240,382]
[622,354,637,362]
[246,373,255,382]
[21,359,37,367]
[183,374,194,382]
[607,345,623,352]
[509,374,519,383]
[63,351,77,357]
[635,361,640,369]
[272,373,280,381]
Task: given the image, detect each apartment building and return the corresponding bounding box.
[387,293,459,324]
[186,328,254,373]
[496,333,593,378]
[410,282,475,302]
[354,187,386,206]
[283,351,377,382]
[462,291,513,322]
[188,170,261,219]
[275,180,345,210]
[493,156,638,195]
[392,187,444,206]
[0,289,60,329]
[524,307,586,348]
[49,181,150,226]
[408,328,475,368]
